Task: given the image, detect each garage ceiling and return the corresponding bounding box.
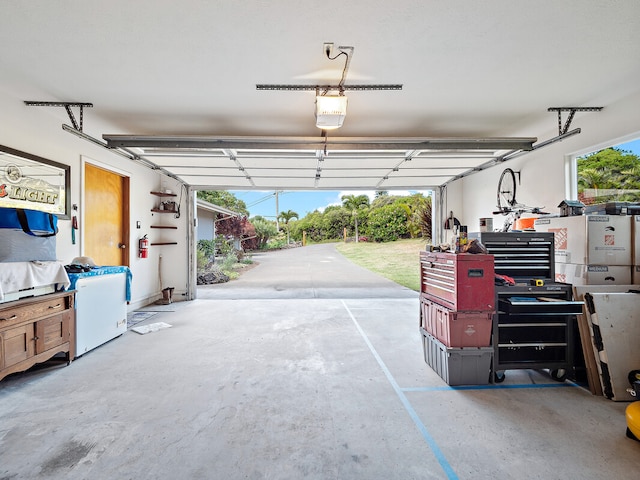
[2,1,639,190]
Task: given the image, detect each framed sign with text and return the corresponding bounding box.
[0,144,70,219]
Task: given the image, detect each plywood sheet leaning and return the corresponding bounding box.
[583,292,640,401]
[572,286,603,395]
[573,285,637,396]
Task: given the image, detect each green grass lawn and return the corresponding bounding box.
[335,238,427,291]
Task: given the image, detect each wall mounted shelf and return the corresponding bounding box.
[150,190,178,245]
[151,208,178,214]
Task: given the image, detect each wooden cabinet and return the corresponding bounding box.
[0,291,75,381]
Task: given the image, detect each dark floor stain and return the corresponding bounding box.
[351,453,369,464]
[40,440,96,475]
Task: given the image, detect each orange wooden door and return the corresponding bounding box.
[84,163,130,266]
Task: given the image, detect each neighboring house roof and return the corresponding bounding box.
[196,199,244,218]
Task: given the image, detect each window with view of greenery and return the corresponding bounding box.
[577,141,640,205]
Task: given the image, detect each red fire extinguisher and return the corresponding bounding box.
[139,234,149,258]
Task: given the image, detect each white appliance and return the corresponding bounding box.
[74,272,127,357]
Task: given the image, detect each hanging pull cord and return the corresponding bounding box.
[326,46,354,91]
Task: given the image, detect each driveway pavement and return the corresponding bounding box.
[197,242,418,299]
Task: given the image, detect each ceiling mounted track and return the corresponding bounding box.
[256,84,403,91]
[257,44,402,93]
[102,135,535,152]
[24,101,93,132]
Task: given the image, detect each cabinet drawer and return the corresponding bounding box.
[499,298,583,315]
[498,344,568,364]
[0,295,70,328]
[35,310,71,354]
[1,323,35,368]
[499,323,567,343]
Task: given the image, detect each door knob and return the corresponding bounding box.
[118,243,126,249]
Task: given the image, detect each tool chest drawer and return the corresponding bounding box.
[499,297,584,315]
[420,251,495,312]
[469,231,555,281]
[492,284,580,380]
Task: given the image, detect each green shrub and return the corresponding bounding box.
[197,239,216,260]
[196,248,209,271]
[366,204,409,242]
[220,251,238,271]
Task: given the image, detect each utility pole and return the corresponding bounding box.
[275,191,280,230]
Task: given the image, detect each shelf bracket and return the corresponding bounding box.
[24,101,93,132]
[547,107,603,136]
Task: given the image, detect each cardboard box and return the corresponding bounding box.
[554,263,632,285]
[534,215,632,265]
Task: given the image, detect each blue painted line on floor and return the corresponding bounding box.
[341,300,459,480]
[402,383,578,392]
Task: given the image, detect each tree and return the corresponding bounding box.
[395,193,432,239]
[577,168,611,204]
[577,147,640,203]
[251,217,278,249]
[277,209,298,243]
[366,204,409,242]
[197,190,249,216]
[341,194,370,242]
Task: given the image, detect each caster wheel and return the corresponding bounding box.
[494,371,506,383]
[550,369,567,382]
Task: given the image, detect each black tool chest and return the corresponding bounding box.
[470,232,584,382]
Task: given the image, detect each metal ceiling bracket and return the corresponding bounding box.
[548,107,603,135]
[24,101,93,132]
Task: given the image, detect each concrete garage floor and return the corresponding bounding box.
[1,244,639,479]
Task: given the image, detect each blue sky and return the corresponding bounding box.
[232,138,640,219]
[618,138,640,155]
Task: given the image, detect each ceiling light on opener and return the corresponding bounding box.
[315,93,348,130]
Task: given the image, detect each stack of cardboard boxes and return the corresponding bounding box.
[534,207,639,285]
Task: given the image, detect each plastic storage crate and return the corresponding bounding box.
[433,304,493,348]
[419,294,436,336]
[420,328,493,385]
[420,294,493,347]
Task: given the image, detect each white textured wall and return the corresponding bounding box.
[451,89,640,233]
[0,89,190,309]
[197,210,215,242]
